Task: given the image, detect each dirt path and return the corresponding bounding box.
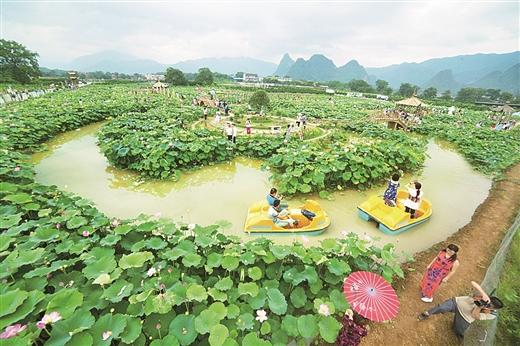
[360,163,520,346]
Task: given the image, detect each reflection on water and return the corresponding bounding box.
[31,123,492,255]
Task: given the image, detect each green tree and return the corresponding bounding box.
[249,90,270,111]
[375,79,392,95]
[347,79,375,93]
[194,67,214,85]
[422,87,438,99]
[484,89,501,101]
[398,83,418,97]
[441,90,452,100]
[455,87,486,103]
[500,91,514,103]
[0,39,40,83]
[165,67,187,85]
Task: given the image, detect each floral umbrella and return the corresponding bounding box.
[343,271,399,322]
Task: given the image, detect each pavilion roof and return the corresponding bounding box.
[396,96,427,107]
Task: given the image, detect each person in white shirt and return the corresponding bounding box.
[268,199,298,228]
[225,123,234,141]
[404,181,423,219]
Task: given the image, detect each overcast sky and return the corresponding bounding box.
[2,0,519,68]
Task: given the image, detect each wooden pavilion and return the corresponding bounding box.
[372,95,428,130]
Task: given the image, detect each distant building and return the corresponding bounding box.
[376,94,389,101]
[234,72,259,83]
[277,76,292,82]
[325,88,335,94]
[243,73,259,83]
[145,74,165,81]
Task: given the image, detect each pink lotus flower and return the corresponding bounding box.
[155,323,161,330]
[0,324,27,339]
[102,330,112,340]
[255,309,268,323]
[37,311,62,329]
[111,219,120,227]
[56,223,61,229]
[154,212,162,218]
[147,267,157,277]
[13,166,20,172]
[82,230,90,237]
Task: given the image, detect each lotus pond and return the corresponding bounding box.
[30,121,492,255]
[1,83,517,346]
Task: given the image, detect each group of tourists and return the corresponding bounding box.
[283,113,308,140]
[382,174,504,339]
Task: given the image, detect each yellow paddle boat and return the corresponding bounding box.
[244,200,331,235]
[357,190,432,235]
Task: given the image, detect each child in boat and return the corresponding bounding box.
[383,173,400,206]
[268,199,298,228]
[404,181,423,219]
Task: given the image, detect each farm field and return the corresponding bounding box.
[1,83,519,345]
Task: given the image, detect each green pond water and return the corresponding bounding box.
[31,122,492,255]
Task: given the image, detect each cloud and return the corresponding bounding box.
[2,1,518,68]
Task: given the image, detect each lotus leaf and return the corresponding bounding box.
[169,314,197,346]
[318,316,342,343]
[120,316,142,344]
[150,335,180,346]
[247,266,263,281]
[118,251,154,269]
[46,308,95,346]
[67,216,88,229]
[214,277,233,291]
[238,282,259,297]
[3,193,32,204]
[297,314,318,338]
[208,324,229,346]
[89,313,128,346]
[0,289,28,318]
[47,288,84,319]
[194,309,221,334]
[0,290,45,330]
[186,284,207,302]
[236,313,254,331]
[242,332,271,346]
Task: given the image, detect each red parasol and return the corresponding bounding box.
[343,271,399,322]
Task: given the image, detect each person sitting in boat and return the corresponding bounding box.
[268,199,298,228]
[383,173,400,206]
[404,181,423,219]
[266,188,288,209]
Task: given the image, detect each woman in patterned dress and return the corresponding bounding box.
[383,173,400,206]
[420,244,460,303]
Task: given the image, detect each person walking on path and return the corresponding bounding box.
[225,123,233,142]
[285,124,292,141]
[420,244,460,303]
[418,281,503,339]
[245,118,252,135]
[383,173,400,206]
[404,181,423,219]
[231,123,237,144]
